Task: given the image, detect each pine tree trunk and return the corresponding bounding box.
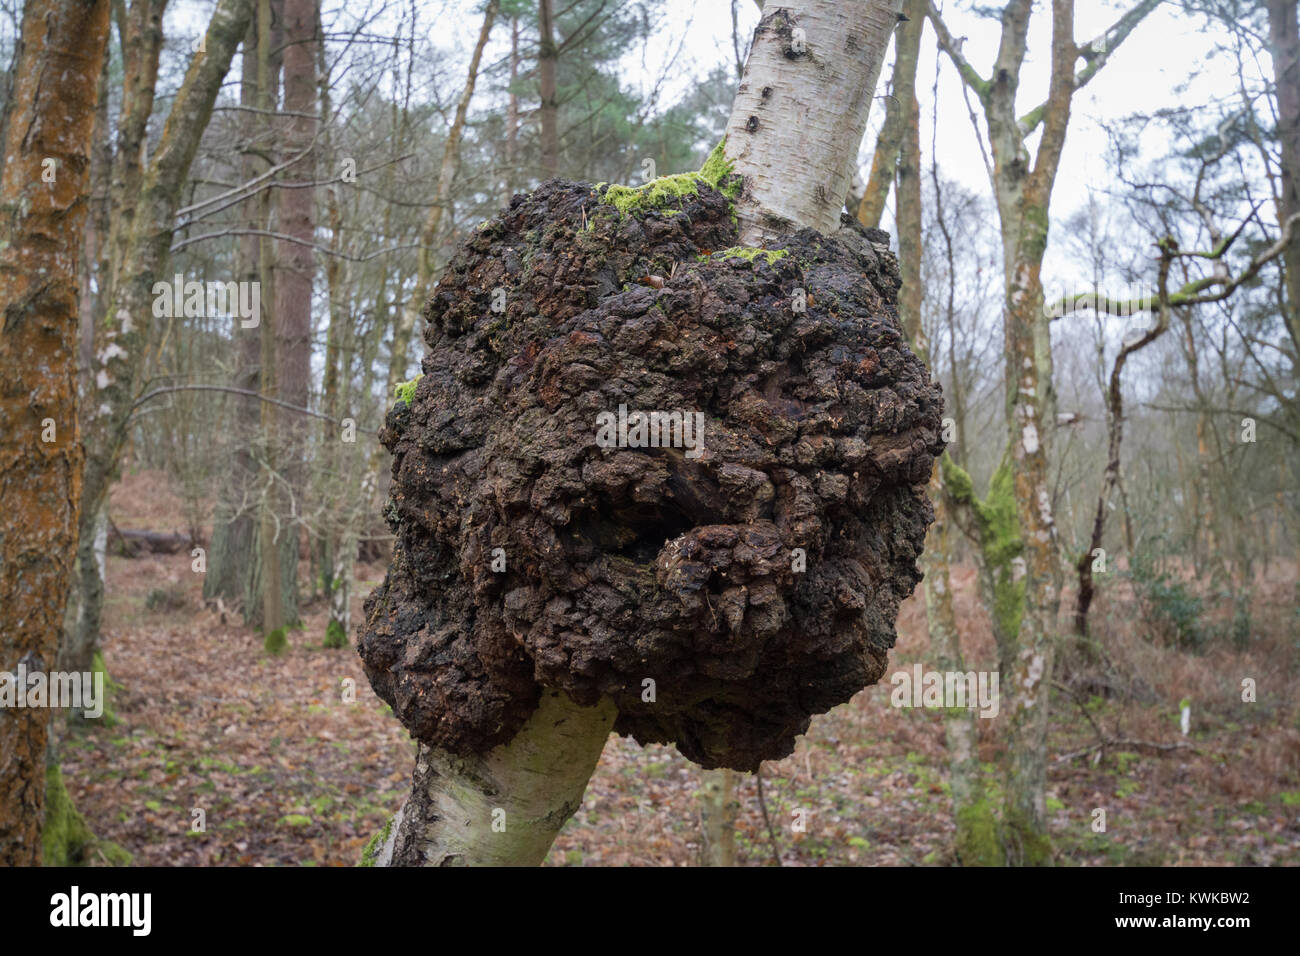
[271,0,318,621]
[206,13,270,615]
[0,0,110,866]
[538,0,560,178]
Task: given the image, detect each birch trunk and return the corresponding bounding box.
[698,769,738,866]
[371,692,616,867]
[723,0,903,245]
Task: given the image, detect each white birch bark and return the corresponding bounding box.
[723,0,903,245]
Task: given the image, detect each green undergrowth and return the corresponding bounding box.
[264,627,288,655]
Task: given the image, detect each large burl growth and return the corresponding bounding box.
[358,177,945,771]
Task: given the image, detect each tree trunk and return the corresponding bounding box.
[891,0,1000,864]
[0,0,110,866]
[858,0,923,230]
[205,13,264,614]
[370,0,904,868]
[268,0,319,629]
[538,0,560,178]
[698,768,739,866]
[74,0,255,663]
[64,0,168,677]
[924,470,1002,864]
[1268,0,1300,375]
[370,692,616,867]
[722,0,903,245]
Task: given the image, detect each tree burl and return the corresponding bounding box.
[358,177,945,771]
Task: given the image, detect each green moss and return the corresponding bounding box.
[954,797,1004,866]
[598,138,742,219]
[42,763,94,865]
[1002,805,1053,866]
[359,815,394,867]
[946,454,1023,643]
[714,246,788,266]
[323,618,348,649]
[264,627,288,655]
[43,762,132,866]
[697,139,742,198]
[394,374,423,408]
[976,459,1024,643]
[941,452,1026,643]
[939,452,973,503]
[601,172,706,217]
[88,649,119,727]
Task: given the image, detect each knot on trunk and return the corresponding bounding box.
[358,179,944,771]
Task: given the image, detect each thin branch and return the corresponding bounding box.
[131,385,380,434]
[925,0,989,98]
[754,765,784,867]
[170,227,422,262]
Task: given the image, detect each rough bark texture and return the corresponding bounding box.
[0,0,110,866]
[358,179,944,773]
[267,0,318,627]
[723,0,903,244]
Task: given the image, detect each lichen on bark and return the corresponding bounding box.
[358,176,945,772]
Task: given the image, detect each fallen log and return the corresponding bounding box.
[107,521,191,556]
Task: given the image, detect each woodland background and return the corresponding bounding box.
[0,0,1296,865]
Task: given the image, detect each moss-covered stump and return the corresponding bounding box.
[264,627,288,655]
[358,174,944,772]
[43,762,132,866]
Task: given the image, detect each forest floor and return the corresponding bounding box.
[55,468,1300,866]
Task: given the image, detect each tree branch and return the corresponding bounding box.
[131,384,379,434]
